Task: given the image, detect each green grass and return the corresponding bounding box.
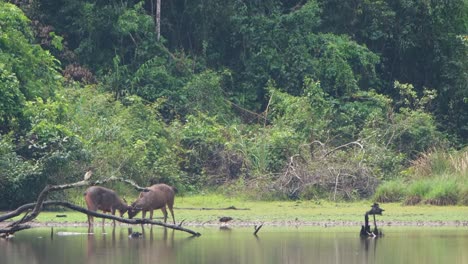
[2,194,468,225]
[373,180,406,203]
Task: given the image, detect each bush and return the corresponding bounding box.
[373,180,406,203]
[459,184,468,205]
[410,148,467,179]
[404,180,432,205]
[424,180,459,205]
[0,137,45,209]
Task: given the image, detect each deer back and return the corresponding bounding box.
[131,184,176,211]
[84,186,129,213]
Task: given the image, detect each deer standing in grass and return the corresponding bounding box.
[128,184,176,224]
[84,186,131,226]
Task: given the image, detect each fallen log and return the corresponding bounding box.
[0,225,32,237]
[0,176,201,237]
[4,177,148,228]
[1,200,201,236]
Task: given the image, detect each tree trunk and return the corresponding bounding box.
[156,0,161,41]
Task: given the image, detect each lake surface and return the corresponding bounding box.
[2,226,468,264]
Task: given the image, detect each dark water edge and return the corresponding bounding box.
[2,226,468,264]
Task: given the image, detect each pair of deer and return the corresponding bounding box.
[84,184,176,226]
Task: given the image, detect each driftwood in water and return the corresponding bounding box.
[0,177,201,237]
[360,203,384,238]
[253,224,263,236]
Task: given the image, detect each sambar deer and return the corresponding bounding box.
[84,186,131,226]
[128,184,176,224]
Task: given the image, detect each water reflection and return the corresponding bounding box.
[361,237,378,264]
[2,227,468,264]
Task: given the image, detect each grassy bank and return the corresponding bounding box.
[374,148,468,205]
[2,194,468,226]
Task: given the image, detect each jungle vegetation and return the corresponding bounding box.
[0,0,467,209]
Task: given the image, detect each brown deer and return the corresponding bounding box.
[84,186,131,226]
[128,184,176,224]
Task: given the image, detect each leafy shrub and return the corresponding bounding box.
[404,180,432,205]
[410,148,467,179]
[424,180,459,205]
[458,184,468,205]
[0,137,45,209]
[373,180,406,203]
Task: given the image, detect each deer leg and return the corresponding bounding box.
[161,206,168,223]
[102,211,106,226]
[149,210,154,220]
[168,205,175,225]
[111,209,116,226]
[87,207,97,227]
[87,214,93,227]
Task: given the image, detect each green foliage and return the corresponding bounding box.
[267,78,332,141]
[64,87,183,187]
[408,149,468,180]
[232,2,379,108]
[174,113,228,184]
[0,0,464,206]
[300,185,330,200]
[0,136,44,209]
[130,56,184,103]
[459,184,468,206]
[319,0,468,141]
[425,179,459,206]
[0,65,23,132]
[373,180,406,203]
[404,180,432,205]
[0,2,61,133]
[182,70,232,118]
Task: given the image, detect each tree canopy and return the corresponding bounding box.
[0,0,466,207]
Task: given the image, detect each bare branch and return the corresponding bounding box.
[0,177,173,236]
[323,141,364,158]
[0,225,31,237]
[253,224,263,236]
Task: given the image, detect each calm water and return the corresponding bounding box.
[1,226,468,264]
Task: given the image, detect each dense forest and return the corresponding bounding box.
[0,0,467,209]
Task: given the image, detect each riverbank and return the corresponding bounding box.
[2,195,468,228]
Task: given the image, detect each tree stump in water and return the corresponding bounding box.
[360,203,384,238]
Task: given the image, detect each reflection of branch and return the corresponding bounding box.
[1,201,201,236]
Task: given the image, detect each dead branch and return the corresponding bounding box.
[94,176,149,192]
[274,139,378,200]
[253,224,263,236]
[323,141,364,158]
[0,225,32,237]
[1,200,201,236]
[0,176,178,237]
